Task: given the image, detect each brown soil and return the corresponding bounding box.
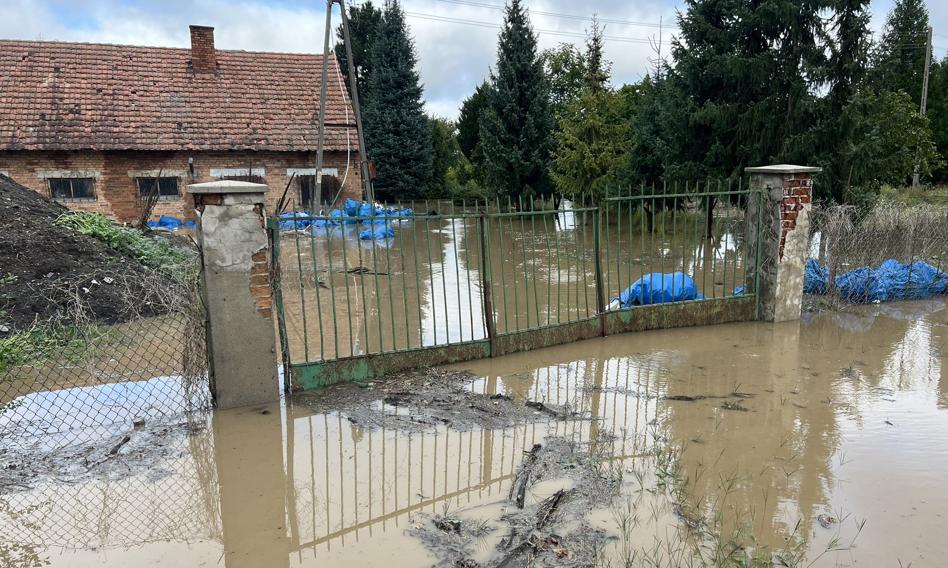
[0,174,168,332]
[294,368,580,432]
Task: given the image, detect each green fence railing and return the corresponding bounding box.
[270,184,763,389]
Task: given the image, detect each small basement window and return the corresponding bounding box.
[49,178,96,201]
[136,176,180,199]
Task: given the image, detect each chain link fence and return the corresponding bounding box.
[0,264,211,449]
[807,202,948,307]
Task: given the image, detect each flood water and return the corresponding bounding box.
[278,210,747,363]
[2,298,946,567]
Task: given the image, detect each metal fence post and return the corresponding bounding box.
[593,203,606,337]
[478,213,497,355]
[267,217,292,391]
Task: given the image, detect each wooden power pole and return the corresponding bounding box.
[913,26,933,188]
[315,0,375,209]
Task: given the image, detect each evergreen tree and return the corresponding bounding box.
[815,0,873,201]
[334,1,383,101]
[551,88,630,202]
[551,22,626,202]
[669,0,829,179]
[457,81,490,168]
[427,117,463,198]
[873,0,930,104]
[362,0,432,201]
[583,16,609,93]
[927,58,948,181]
[480,0,554,202]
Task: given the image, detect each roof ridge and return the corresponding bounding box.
[0,37,336,58]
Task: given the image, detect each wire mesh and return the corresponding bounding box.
[807,202,948,306]
[0,268,212,450]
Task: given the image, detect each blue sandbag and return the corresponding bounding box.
[804,259,829,295]
[146,220,161,228]
[278,211,311,230]
[805,258,948,303]
[184,220,196,229]
[158,215,183,229]
[344,198,360,217]
[359,226,395,240]
[733,285,745,296]
[613,272,703,307]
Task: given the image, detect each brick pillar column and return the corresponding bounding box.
[745,165,821,322]
[189,180,278,409]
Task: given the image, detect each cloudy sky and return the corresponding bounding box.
[4,0,948,119]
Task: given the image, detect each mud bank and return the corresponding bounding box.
[295,367,581,432]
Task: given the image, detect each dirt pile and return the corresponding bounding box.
[0,174,171,331]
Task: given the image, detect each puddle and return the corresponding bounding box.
[1,299,947,566]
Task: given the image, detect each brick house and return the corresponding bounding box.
[0,25,362,223]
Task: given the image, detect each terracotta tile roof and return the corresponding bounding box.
[0,39,357,152]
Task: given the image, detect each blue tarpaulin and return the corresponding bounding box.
[804,258,948,303]
[612,272,703,307]
[359,226,395,240]
[278,211,312,230]
[147,216,192,230]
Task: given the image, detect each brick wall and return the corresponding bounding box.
[778,173,813,261]
[0,149,362,223]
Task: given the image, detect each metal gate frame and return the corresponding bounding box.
[270,185,764,391]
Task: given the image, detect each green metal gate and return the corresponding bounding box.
[270,182,763,391]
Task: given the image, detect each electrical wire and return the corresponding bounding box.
[430,0,679,31]
[402,11,660,44]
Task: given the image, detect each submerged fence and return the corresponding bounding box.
[807,202,948,305]
[272,182,763,389]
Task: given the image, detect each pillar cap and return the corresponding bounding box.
[187,180,268,194]
[745,164,822,174]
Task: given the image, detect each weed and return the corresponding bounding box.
[55,212,192,276]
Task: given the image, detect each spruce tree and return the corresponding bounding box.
[873,0,930,104]
[457,81,490,168]
[669,0,829,179]
[362,0,432,201]
[583,16,609,93]
[480,0,554,202]
[335,1,383,101]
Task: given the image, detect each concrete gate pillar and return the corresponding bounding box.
[745,165,822,322]
[189,180,279,409]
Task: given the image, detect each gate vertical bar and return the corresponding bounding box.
[478,213,496,354]
[593,204,606,336]
[269,219,292,391]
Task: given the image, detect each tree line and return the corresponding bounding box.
[338,0,947,206]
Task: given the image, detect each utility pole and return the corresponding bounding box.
[913,25,933,188]
[314,0,375,209]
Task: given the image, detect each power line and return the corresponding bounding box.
[430,0,679,31]
[403,11,660,44]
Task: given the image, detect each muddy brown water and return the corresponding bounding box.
[1,299,946,567]
[278,211,747,362]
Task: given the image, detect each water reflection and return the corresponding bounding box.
[279,212,749,363]
[1,300,946,566]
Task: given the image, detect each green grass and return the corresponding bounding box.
[0,325,93,373]
[55,212,191,275]
[878,184,948,206]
